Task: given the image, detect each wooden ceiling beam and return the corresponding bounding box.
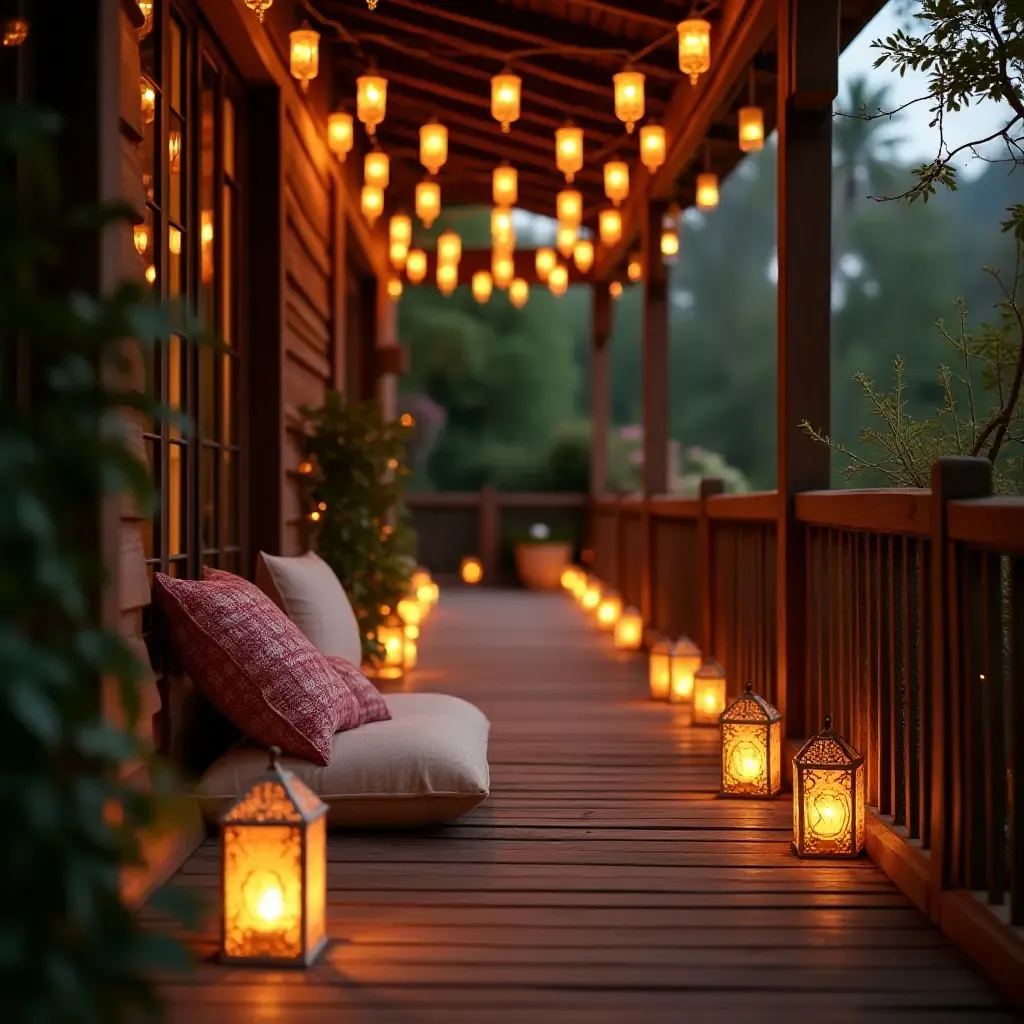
[596,0,776,278]
[542,0,681,33]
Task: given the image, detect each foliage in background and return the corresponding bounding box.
[300,392,416,661]
[0,105,194,1023]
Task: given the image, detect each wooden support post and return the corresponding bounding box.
[479,485,498,584]
[246,88,286,561]
[928,456,993,913]
[331,180,347,391]
[641,198,670,498]
[589,285,611,564]
[775,0,839,739]
[698,478,725,660]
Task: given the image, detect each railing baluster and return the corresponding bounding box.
[878,533,893,817]
[982,552,1006,906]
[1011,555,1024,925]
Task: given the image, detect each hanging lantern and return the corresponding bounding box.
[720,682,783,799]
[556,189,583,228]
[327,111,354,162]
[356,74,388,136]
[547,263,568,297]
[580,577,601,612]
[609,280,623,300]
[596,591,622,631]
[361,185,384,226]
[386,277,403,300]
[639,123,667,174]
[555,124,584,184]
[219,746,327,967]
[364,149,390,190]
[375,610,406,680]
[389,213,412,249]
[556,223,577,259]
[604,161,629,206]
[493,164,518,208]
[461,557,483,585]
[573,239,594,273]
[133,224,149,257]
[613,69,645,134]
[627,256,642,283]
[668,636,702,703]
[793,716,866,858]
[415,179,441,228]
[436,262,458,297]
[599,208,622,247]
[2,16,27,47]
[696,172,719,209]
[137,1,154,39]
[419,120,448,175]
[243,0,272,23]
[692,658,727,726]
[140,77,156,125]
[535,247,556,282]
[491,70,522,133]
[437,229,462,266]
[738,105,765,153]
[492,252,515,290]
[145,264,157,285]
[509,278,529,310]
[490,207,514,248]
[289,24,320,94]
[648,637,672,700]
[677,18,711,85]
[614,606,643,651]
[406,249,427,284]
[472,270,493,304]
[661,212,680,262]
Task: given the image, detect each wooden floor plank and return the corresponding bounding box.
[157,590,1016,1020]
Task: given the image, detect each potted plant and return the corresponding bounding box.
[512,522,574,591]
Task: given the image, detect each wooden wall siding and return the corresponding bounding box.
[650,515,699,642]
[619,510,646,611]
[591,503,620,586]
[711,521,778,704]
[281,107,337,555]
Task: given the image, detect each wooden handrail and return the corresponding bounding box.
[646,496,701,519]
[794,488,931,536]
[405,491,588,510]
[707,490,779,522]
[948,496,1024,551]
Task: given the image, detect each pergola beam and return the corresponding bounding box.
[595,0,776,279]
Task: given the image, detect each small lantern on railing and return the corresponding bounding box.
[220,746,327,967]
[580,577,601,612]
[595,591,622,631]
[375,610,406,680]
[614,606,643,651]
[648,637,672,700]
[793,716,865,859]
[289,23,320,93]
[461,556,483,585]
[720,682,782,799]
[691,658,727,726]
[556,189,583,228]
[668,635,702,703]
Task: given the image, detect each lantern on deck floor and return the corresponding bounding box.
[648,638,672,700]
[614,606,643,651]
[397,595,423,629]
[793,716,866,858]
[580,577,601,612]
[691,658,727,725]
[668,635,702,703]
[720,682,782,799]
[595,591,622,630]
[461,556,483,585]
[220,746,327,967]
[404,624,419,671]
[374,610,406,680]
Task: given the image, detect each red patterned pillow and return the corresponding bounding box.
[203,567,392,729]
[326,656,391,725]
[153,572,363,765]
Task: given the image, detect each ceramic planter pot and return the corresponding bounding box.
[514,541,572,591]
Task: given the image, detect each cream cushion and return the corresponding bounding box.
[196,693,490,828]
[255,550,362,665]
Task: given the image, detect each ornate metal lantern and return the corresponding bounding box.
[220,747,327,966]
[793,716,866,858]
[720,682,783,798]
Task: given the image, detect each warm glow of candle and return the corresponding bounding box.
[364,150,390,190]
[491,71,521,132]
[603,161,629,205]
[361,185,384,225]
[580,579,601,611]
[614,606,643,650]
[547,263,568,296]
[436,262,458,297]
[596,593,622,630]
[461,557,483,585]
[509,277,529,309]
[609,281,623,300]
[599,208,622,247]
[491,207,514,247]
[691,658,727,726]
[438,229,462,266]
[289,25,320,93]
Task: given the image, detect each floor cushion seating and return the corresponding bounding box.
[196,692,490,828]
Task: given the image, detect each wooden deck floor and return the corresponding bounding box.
[159,590,1016,1022]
